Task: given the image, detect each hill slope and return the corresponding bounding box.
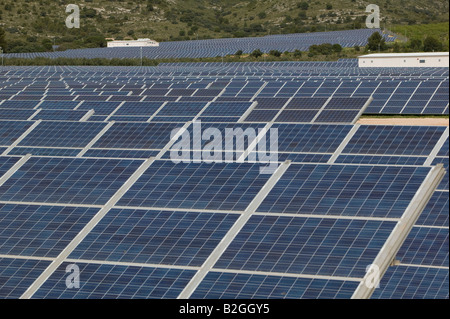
[0,0,448,53]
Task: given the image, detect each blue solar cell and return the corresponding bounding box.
[257,164,430,218]
[397,227,448,267]
[117,160,271,211]
[0,157,143,205]
[314,110,360,123]
[92,122,183,150]
[244,110,279,122]
[0,257,51,299]
[432,157,448,190]
[201,102,253,117]
[115,102,164,116]
[7,147,81,157]
[0,204,99,257]
[191,271,359,299]
[343,126,446,156]
[76,101,121,115]
[371,266,449,299]
[108,116,150,122]
[264,124,353,153]
[33,110,90,121]
[416,191,449,227]
[32,262,196,299]
[275,110,318,123]
[437,137,449,157]
[157,102,206,116]
[0,121,34,147]
[69,209,239,267]
[38,101,80,110]
[0,157,20,177]
[336,155,426,166]
[83,149,160,159]
[0,109,36,120]
[284,97,328,110]
[214,215,396,277]
[325,97,369,110]
[254,98,289,109]
[0,101,40,109]
[18,121,107,148]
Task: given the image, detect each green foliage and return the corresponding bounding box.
[0,27,6,50]
[250,49,263,58]
[269,50,282,57]
[0,1,448,53]
[423,36,444,52]
[367,32,387,51]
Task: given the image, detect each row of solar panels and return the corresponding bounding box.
[1,64,448,78]
[0,97,370,124]
[3,29,392,60]
[1,80,448,115]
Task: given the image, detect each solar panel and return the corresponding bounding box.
[18,121,107,148]
[191,272,359,299]
[314,110,361,123]
[0,157,144,205]
[275,110,319,123]
[7,147,82,157]
[416,191,449,227]
[92,122,183,150]
[0,257,52,299]
[0,121,34,147]
[0,204,99,257]
[0,109,36,121]
[0,157,20,177]
[396,227,448,267]
[257,164,430,218]
[266,124,353,153]
[32,262,196,299]
[69,209,239,266]
[285,97,328,110]
[214,215,396,277]
[114,102,164,116]
[335,155,426,166]
[371,266,449,299]
[343,126,447,156]
[117,161,272,211]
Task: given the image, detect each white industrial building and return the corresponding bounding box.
[358,52,449,67]
[107,38,159,48]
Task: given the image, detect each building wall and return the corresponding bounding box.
[107,41,159,48]
[359,55,449,68]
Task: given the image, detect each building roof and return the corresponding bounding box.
[359,52,449,58]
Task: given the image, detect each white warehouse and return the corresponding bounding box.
[358,52,449,67]
[107,38,159,48]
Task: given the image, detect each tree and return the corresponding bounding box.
[0,27,6,52]
[423,36,443,52]
[332,44,343,53]
[251,49,263,58]
[293,49,302,57]
[269,50,282,57]
[235,50,243,56]
[367,32,386,51]
[297,2,309,10]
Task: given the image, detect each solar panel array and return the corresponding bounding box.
[3,29,393,60]
[0,62,448,300]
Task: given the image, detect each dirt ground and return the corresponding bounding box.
[357,118,449,126]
